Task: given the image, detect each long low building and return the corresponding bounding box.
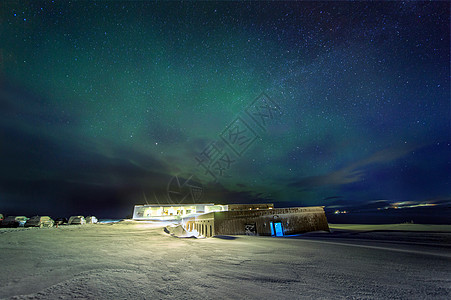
[187,206,329,237]
[133,203,329,237]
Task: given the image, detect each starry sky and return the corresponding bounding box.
[1,1,450,222]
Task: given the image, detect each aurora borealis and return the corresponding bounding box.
[1,1,450,222]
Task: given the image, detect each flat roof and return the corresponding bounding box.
[134,203,216,207]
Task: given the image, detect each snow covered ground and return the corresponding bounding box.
[1,221,450,299]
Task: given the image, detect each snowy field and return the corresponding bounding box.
[1,221,450,299]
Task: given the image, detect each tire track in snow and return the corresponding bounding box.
[296,239,451,259]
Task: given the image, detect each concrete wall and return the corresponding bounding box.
[194,206,329,237]
[194,213,215,237]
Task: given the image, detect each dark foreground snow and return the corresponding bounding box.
[1,221,450,299]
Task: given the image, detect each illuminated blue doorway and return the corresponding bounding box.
[270,222,284,237]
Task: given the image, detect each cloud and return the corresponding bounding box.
[290,143,421,189]
[0,80,175,216]
[323,196,343,201]
[202,182,274,205]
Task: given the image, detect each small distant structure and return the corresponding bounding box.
[132,203,329,237]
[68,216,86,225]
[86,216,98,224]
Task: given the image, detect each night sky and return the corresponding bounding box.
[1,1,450,222]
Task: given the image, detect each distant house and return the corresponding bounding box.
[133,203,329,237]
